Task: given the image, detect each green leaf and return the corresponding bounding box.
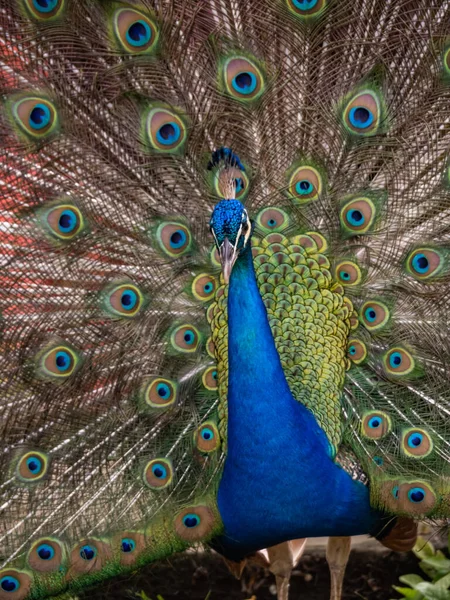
[392,586,424,599]
[415,582,450,600]
[400,575,426,587]
[435,573,450,590]
[414,538,436,560]
[421,558,450,573]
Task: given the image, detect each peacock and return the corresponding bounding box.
[1,1,450,599]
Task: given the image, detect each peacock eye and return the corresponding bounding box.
[39,344,80,379]
[145,107,187,153]
[44,204,84,241]
[406,248,445,281]
[155,222,192,257]
[287,165,322,204]
[24,0,65,19]
[194,422,220,453]
[12,97,59,140]
[113,8,159,54]
[104,283,145,318]
[342,90,381,136]
[143,458,173,489]
[222,56,265,102]
[340,197,376,235]
[174,506,215,541]
[28,538,64,572]
[286,0,326,18]
[142,377,178,409]
[16,451,49,482]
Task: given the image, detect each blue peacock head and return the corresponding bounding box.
[210,199,251,283]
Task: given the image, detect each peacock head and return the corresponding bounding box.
[210,199,252,283]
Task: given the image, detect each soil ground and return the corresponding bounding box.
[77,544,424,600]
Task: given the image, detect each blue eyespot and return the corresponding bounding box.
[348,106,374,129]
[292,0,318,9]
[26,456,42,474]
[0,576,19,593]
[201,427,214,441]
[212,370,217,380]
[368,416,381,429]
[55,350,71,372]
[408,487,425,503]
[29,103,51,130]
[348,345,356,356]
[203,282,214,294]
[121,289,138,311]
[169,230,187,249]
[156,382,170,398]
[339,270,351,281]
[183,330,195,345]
[408,433,423,448]
[156,122,181,146]
[37,543,55,560]
[182,513,200,528]
[33,0,58,13]
[58,209,77,233]
[295,180,314,196]
[373,456,383,466]
[267,218,277,227]
[232,72,257,95]
[392,485,399,499]
[126,20,152,47]
[121,538,136,553]
[364,308,377,323]
[411,253,429,274]
[389,351,402,369]
[347,209,365,226]
[151,463,167,479]
[80,545,96,561]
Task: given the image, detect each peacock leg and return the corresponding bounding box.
[326,536,351,600]
[263,539,308,600]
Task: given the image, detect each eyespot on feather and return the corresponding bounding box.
[405,248,446,281]
[112,531,146,566]
[104,283,145,318]
[340,197,376,235]
[28,538,64,572]
[156,222,192,257]
[69,540,112,576]
[113,8,158,54]
[43,204,84,241]
[342,90,381,136]
[401,428,433,458]
[15,451,49,483]
[221,56,265,102]
[383,347,415,376]
[12,97,58,140]
[145,107,187,153]
[0,570,31,600]
[143,458,173,489]
[23,0,65,20]
[142,378,177,409]
[361,411,391,439]
[286,0,326,18]
[380,480,436,516]
[194,422,220,453]
[36,342,81,380]
[360,300,390,331]
[287,165,322,204]
[192,274,217,302]
[174,506,215,542]
[256,208,289,233]
[347,339,367,364]
[202,367,218,390]
[335,261,362,286]
[169,324,201,353]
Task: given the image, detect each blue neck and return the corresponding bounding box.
[215,245,381,559]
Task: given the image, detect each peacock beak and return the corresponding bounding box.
[219,237,238,284]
